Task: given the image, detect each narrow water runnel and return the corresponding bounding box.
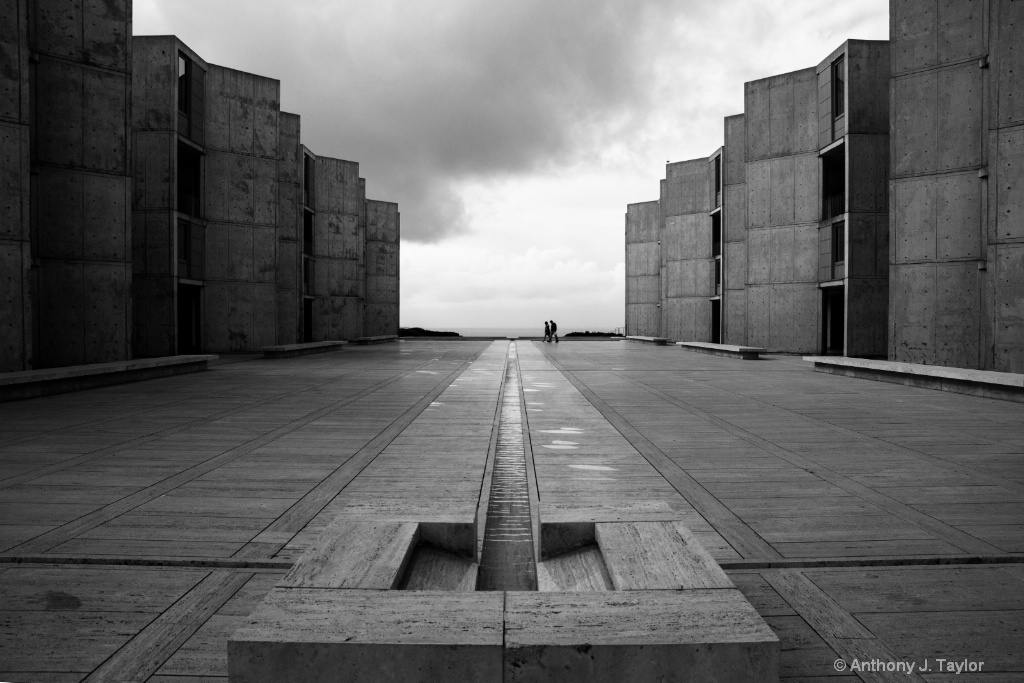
[477,342,537,591]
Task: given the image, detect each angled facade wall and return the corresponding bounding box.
[625,200,660,336]
[364,199,400,337]
[0,0,32,371]
[722,114,747,344]
[662,159,713,342]
[888,0,1024,372]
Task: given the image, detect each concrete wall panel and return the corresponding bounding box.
[724,114,745,185]
[35,59,82,168]
[937,64,983,171]
[769,226,795,282]
[253,77,279,159]
[133,132,172,210]
[794,224,819,282]
[937,0,986,65]
[626,243,660,277]
[253,226,276,284]
[626,303,660,337]
[252,284,276,348]
[892,71,937,177]
[82,67,129,173]
[132,37,175,130]
[625,201,660,243]
[770,284,819,352]
[205,152,254,223]
[204,283,253,351]
[82,263,128,363]
[847,278,889,358]
[748,230,770,284]
[935,173,982,259]
[994,244,1024,372]
[794,73,819,154]
[848,41,891,134]
[747,285,770,348]
[768,157,795,226]
[996,127,1024,239]
[141,212,171,276]
[724,183,747,243]
[934,262,980,366]
[726,241,747,290]
[892,0,937,74]
[849,135,889,213]
[36,263,84,366]
[893,176,935,261]
[996,0,1024,126]
[746,80,770,162]
[794,153,818,223]
[724,288,746,345]
[747,160,770,228]
[253,157,277,226]
[769,79,796,158]
[0,241,29,371]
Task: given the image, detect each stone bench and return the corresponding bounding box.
[352,334,399,345]
[260,341,347,359]
[229,519,778,682]
[0,355,217,403]
[678,341,766,360]
[803,356,1024,403]
[624,335,670,345]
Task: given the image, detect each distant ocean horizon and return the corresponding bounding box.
[408,325,623,338]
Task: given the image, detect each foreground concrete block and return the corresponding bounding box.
[228,590,503,682]
[279,521,418,589]
[595,522,734,590]
[504,591,779,682]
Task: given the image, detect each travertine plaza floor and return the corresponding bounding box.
[1,340,1022,681]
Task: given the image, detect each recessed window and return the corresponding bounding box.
[714,155,721,207]
[177,142,202,217]
[303,210,314,256]
[821,145,845,220]
[303,155,314,207]
[832,221,846,265]
[178,54,191,115]
[831,56,845,119]
[711,212,722,257]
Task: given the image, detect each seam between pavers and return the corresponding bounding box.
[0,554,294,569]
[536,344,781,561]
[0,352,406,450]
[722,554,1024,570]
[232,344,493,560]
[623,358,1024,497]
[82,569,253,682]
[4,350,489,556]
[517,346,543,565]
[602,368,1006,556]
[0,354,445,490]
[475,342,511,564]
[761,568,928,683]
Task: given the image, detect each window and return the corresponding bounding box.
[303,257,312,294]
[303,210,314,256]
[178,54,190,115]
[831,56,845,119]
[177,142,202,217]
[832,221,845,265]
[714,155,722,208]
[821,145,845,220]
[177,220,204,280]
[303,155,313,207]
[711,212,722,257]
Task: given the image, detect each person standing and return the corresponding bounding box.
[550,320,558,343]
[543,321,551,342]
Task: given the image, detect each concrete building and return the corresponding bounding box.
[1,0,133,372]
[0,4,400,373]
[131,36,400,356]
[627,40,892,358]
[889,0,1023,372]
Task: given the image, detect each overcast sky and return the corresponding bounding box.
[135,0,888,332]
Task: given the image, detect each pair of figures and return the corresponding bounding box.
[543,320,559,343]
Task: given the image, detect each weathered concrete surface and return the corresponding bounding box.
[889,0,1024,372]
[229,590,504,682]
[661,159,712,343]
[504,591,779,683]
[625,200,661,337]
[279,521,418,589]
[596,521,734,590]
[364,199,400,338]
[2,342,1024,680]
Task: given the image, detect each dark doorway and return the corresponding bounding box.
[303,298,314,343]
[822,287,844,355]
[711,299,721,344]
[177,284,202,354]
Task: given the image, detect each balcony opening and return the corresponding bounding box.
[711,211,722,257]
[714,155,721,208]
[177,142,202,217]
[303,155,313,207]
[178,54,191,117]
[822,286,845,356]
[711,299,721,344]
[821,145,845,221]
[302,256,312,295]
[303,297,314,343]
[303,210,314,256]
[177,283,202,355]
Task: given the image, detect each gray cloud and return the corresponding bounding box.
[148,0,680,241]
